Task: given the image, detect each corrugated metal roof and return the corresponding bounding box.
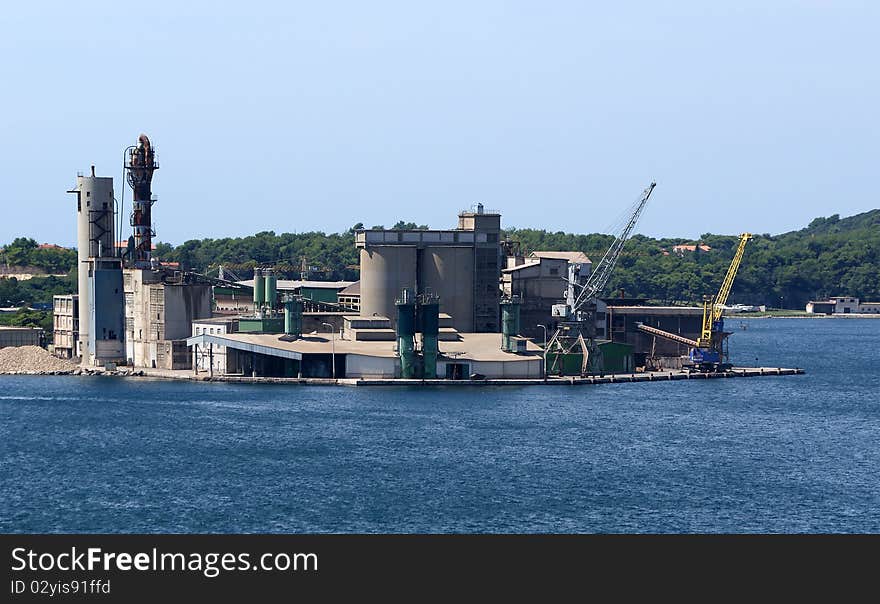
[530,251,591,263]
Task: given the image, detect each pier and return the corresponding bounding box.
[127,365,805,386]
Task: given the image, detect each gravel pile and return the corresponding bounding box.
[0,346,78,374]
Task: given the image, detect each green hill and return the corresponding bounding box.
[3,210,879,310]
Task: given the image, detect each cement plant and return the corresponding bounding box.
[30,134,803,385]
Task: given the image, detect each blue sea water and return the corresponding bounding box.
[1,318,878,534]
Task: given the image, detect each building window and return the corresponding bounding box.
[549,267,559,275]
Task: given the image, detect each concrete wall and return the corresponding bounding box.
[436,358,542,379]
[346,354,397,378]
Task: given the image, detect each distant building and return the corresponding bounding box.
[671,243,712,255]
[806,297,880,314]
[0,326,43,349]
[52,294,79,358]
[191,317,237,375]
[501,250,592,340]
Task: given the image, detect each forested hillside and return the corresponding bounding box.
[2,210,878,309]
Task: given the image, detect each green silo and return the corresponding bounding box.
[264,269,277,310]
[420,293,440,379]
[253,268,265,309]
[500,296,521,352]
[284,296,303,338]
[396,288,417,378]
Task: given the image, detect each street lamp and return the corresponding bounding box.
[322,322,336,379]
[536,324,547,381]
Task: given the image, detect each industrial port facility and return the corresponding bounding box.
[53,133,793,383]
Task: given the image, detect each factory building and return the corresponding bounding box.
[502,251,592,340]
[356,205,502,332]
[52,294,79,358]
[124,268,212,369]
[60,135,215,369]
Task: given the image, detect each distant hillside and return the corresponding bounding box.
[506,208,880,307]
[2,210,878,309]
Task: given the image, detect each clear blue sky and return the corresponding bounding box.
[1,1,877,246]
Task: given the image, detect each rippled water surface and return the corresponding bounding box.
[2,318,878,533]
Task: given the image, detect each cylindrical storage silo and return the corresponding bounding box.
[284,296,303,338]
[500,297,521,352]
[253,268,265,309]
[420,294,440,378]
[359,246,417,328]
[396,289,417,378]
[421,246,474,333]
[264,269,277,310]
[71,172,115,360]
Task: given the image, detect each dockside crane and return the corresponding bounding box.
[637,232,752,371]
[545,182,656,375]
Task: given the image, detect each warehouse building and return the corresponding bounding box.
[186,331,543,379]
[602,302,705,369]
[0,326,43,349]
[806,297,880,314]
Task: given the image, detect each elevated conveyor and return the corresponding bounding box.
[636,322,699,348]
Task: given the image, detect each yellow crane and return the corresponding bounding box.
[636,232,752,371]
[688,232,752,367]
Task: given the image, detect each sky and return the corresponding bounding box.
[1,1,877,246]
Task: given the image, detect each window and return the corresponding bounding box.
[549,267,559,275]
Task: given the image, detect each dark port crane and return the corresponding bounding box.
[545,182,656,375]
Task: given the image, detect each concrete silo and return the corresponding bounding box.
[359,246,417,327]
[69,167,117,360]
[420,246,475,333]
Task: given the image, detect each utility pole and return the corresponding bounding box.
[322,322,336,379]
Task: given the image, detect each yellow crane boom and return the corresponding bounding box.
[698,233,752,346]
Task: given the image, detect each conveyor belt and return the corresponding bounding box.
[636,322,699,348]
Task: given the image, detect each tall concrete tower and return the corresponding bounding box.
[68,167,115,359]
